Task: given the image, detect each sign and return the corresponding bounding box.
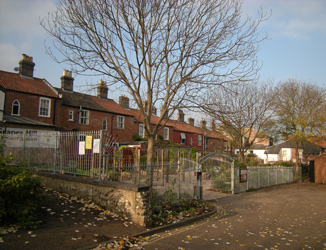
[93,139,100,153]
[85,136,92,149]
[79,141,85,155]
[0,128,57,149]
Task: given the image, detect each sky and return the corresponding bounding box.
[0,0,325,103]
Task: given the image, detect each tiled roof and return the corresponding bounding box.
[168,120,203,134]
[266,139,322,155]
[128,109,175,127]
[91,96,134,116]
[57,89,107,112]
[0,70,58,98]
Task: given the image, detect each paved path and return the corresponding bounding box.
[142,183,326,250]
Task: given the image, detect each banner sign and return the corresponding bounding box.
[0,128,57,149]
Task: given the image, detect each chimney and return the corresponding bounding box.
[61,70,74,91]
[200,118,207,129]
[211,120,216,131]
[177,110,184,122]
[161,108,169,120]
[153,106,157,116]
[188,117,194,127]
[97,79,108,99]
[119,95,129,109]
[19,54,35,77]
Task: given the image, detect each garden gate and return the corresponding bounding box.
[199,152,235,195]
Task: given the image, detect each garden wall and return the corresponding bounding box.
[37,172,151,227]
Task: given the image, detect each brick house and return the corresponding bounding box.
[56,71,137,143]
[0,54,58,131]
[1,54,232,155]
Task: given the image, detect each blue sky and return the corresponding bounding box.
[0,0,325,102]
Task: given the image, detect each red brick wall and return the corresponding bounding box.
[4,91,56,125]
[314,153,326,184]
[55,102,138,142]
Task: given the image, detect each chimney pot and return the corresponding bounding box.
[97,79,108,99]
[19,54,35,77]
[61,69,74,91]
[119,95,130,109]
[188,118,194,126]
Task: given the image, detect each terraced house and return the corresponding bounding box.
[0,54,231,155]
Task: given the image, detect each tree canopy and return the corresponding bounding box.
[42,0,267,163]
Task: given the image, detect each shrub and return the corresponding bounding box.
[0,152,44,228]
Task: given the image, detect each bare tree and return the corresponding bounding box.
[273,79,326,166]
[41,0,267,163]
[201,83,275,163]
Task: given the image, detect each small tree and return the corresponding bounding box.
[201,82,275,163]
[42,0,268,166]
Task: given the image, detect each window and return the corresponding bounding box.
[190,137,193,146]
[102,119,107,130]
[180,133,186,144]
[164,127,169,140]
[138,124,145,138]
[117,116,124,129]
[68,110,74,121]
[39,97,51,117]
[79,110,89,125]
[198,135,202,146]
[11,100,20,115]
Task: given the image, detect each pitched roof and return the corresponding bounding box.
[91,96,134,116]
[128,109,175,127]
[57,89,107,111]
[0,70,58,98]
[168,120,203,134]
[266,139,322,155]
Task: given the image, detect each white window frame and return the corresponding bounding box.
[38,97,51,117]
[117,116,124,129]
[180,133,186,144]
[68,110,74,121]
[102,119,107,130]
[79,110,89,125]
[164,127,169,140]
[138,124,145,138]
[198,135,202,146]
[11,99,20,116]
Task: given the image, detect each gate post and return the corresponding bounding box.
[98,130,103,180]
[231,161,235,195]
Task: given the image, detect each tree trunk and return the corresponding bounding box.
[146,135,155,188]
[147,135,155,164]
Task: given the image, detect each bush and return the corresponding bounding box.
[0,153,44,228]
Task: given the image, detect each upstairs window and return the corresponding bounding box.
[39,97,51,117]
[68,110,74,121]
[79,110,89,125]
[11,100,20,115]
[102,119,107,130]
[180,133,186,144]
[139,124,145,138]
[198,135,202,146]
[164,127,169,140]
[117,116,124,129]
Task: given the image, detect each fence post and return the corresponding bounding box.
[247,168,249,191]
[231,161,235,195]
[177,160,180,200]
[258,168,261,188]
[98,130,103,180]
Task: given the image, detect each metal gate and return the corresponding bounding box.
[199,152,235,195]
